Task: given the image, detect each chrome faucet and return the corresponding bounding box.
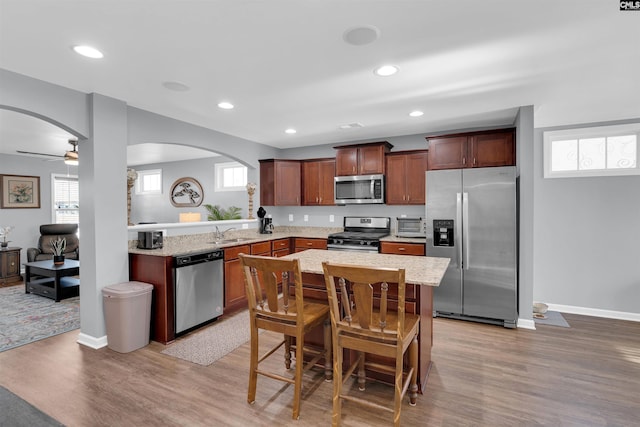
[214,226,236,242]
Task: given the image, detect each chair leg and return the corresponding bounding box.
[323,318,332,382]
[409,336,419,406]
[292,333,304,420]
[247,322,258,405]
[332,336,343,427]
[357,351,366,391]
[393,347,404,427]
[284,335,292,369]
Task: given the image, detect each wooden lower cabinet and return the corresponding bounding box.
[0,247,22,284]
[223,244,251,313]
[294,237,327,252]
[380,241,426,256]
[129,253,175,344]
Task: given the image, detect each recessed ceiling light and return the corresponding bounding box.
[162,81,190,91]
[343,26,380,46]
[374,65,399,77]
[217,102,234,110]
[72,45,104,59]
[409,110,424,117]
[285,128,297,134]
[339,122,364,129]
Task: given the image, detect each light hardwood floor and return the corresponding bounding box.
[1,313,639,426]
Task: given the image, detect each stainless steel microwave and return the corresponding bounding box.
[334,174,385,205]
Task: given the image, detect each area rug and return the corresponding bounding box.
[0,285,80,352]
[534,310,570,328]
[0,385,64,427]
[162,310,257,366]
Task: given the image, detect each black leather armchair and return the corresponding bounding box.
[27,224,80,262]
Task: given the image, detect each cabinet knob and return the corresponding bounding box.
[399,247,406,251]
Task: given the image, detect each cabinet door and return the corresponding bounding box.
[224,258,246,310]
[470,131,515,168]
[427,136,469,170]
[405,152,429,204]
[385,155,407,205]
[275,161,301,205]
[358,145,385,175]
[302,161,321,205]
[335,147,358,176]
[317,159,335,205]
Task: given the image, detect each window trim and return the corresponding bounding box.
[214,161,247,192]
[544,123,640,178]
[135,169,163,195]
[51,173,79,224]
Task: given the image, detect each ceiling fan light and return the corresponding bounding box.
[64,150,78,166]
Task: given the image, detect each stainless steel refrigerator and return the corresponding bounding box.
[426,166,517,328]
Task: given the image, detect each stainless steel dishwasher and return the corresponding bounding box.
[174,250,224,335]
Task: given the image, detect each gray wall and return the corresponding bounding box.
[533,118,640,314]
[130,156,258,224]
[0,154,78,264]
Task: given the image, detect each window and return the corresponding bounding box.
[52,174,79,224]
[135,169,162,194]
[544,123,639,178]
[215,161,247,191]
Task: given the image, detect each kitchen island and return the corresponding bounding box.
[282,249,449,392]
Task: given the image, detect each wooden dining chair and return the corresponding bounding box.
[239,253,332,420]
[322,262,420,427]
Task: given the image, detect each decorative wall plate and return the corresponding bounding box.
[170,177,204,207]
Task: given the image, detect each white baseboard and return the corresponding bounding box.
[77,332,108,349]
[545,303,640,322]
[517,318,536,330]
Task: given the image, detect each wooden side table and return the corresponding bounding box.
[0,247,23,285]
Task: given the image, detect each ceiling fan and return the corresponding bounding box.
[17,139,79,165]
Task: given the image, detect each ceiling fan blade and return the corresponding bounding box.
[16,150,64,158]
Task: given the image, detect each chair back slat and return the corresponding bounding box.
[352,282,373,329]
[240,254,304,322]
[322,262,406,337]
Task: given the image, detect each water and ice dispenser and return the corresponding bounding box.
[433,219,454,246]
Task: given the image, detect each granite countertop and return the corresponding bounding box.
[282,249,449,287]
[128,226,342,257]
[128,226,428,257]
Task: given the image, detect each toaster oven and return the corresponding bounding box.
[395,217,426,237]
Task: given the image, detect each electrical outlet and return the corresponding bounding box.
[329,214,335,223]
[242,223,249,229]
[304,214,309,222]
[288,214,293,222]
[400,214,407,218]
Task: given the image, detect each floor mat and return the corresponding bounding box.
[534,310,570,327]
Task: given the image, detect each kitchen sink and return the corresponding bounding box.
[211,237,253,244]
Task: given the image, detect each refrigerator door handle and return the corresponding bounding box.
[463,192,470,270]
[456,192,463,269]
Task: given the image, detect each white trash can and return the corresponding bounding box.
[102,281,153,353]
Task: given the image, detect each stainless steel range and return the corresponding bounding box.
[327,216,390,253]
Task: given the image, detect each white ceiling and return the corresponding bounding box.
[1,0,639,164]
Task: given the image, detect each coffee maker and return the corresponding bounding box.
[257,207,274,234]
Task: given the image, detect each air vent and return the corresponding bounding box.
[339,122,364,130]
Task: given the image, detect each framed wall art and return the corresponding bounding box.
[170,177,204,207]
[1,174,41,209]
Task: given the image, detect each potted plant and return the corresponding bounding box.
[0,226,13,249]
[51,236,66,265]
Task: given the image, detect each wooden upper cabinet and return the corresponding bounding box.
[427,129,515,170]
[259,159,301,206]
[470,131,515,168]
[334,141,393,176]
[386,151,428,205]
[302,158,335,206]
[427,136,469,170]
